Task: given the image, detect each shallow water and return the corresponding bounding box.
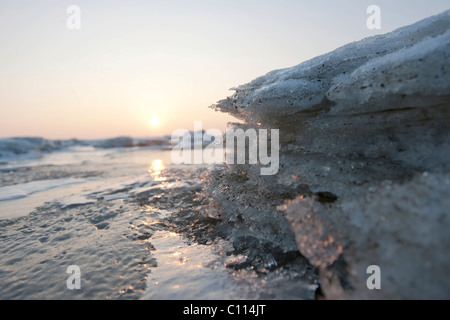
[0,147,317,300]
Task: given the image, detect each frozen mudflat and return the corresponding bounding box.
[0,147,317,299]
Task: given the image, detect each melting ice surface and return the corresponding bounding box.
[142,231,238,300]
[0,178,84,202]
[0,146,317,300]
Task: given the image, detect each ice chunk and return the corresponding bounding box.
[211,10,450,124]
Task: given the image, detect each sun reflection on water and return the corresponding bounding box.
[149,159,167,182]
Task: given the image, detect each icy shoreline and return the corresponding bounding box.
[209,10,450,299]
[0,136,171,160]
[0,146,318,299]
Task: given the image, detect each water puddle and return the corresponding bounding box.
[143,231,237,300]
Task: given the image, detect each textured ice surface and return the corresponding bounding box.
[285,172,450,299]
[209,10,450,299]
[211,10,450,125]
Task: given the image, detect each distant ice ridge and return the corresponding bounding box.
[0,136,171,160]
[207,10,450,299]
[0,138,71,159]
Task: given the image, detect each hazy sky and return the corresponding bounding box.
[0,0,448,139]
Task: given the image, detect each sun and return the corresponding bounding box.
[150,117,160,127]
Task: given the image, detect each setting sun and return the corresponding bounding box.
[150,117,160,127]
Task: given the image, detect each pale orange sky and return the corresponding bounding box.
[0,0,448,139]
